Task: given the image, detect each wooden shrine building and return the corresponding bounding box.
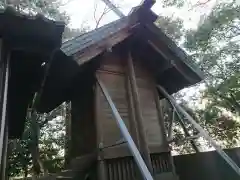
[46,1,202,179]
[0,1,205,180]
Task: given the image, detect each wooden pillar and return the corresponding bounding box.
[153,88,168,145]
[95,83,107,180]
[126,51,153,173]
[176,110,200,153]
[1,126,8,180]
[0,40,10,180]
[125,74,139,148]
[153,89,177,175]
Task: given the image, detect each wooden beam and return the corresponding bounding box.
[102,144,170,159]
[1,126,8,180]
[0,39,10,180]
[174,108,200,153]
[153,94,178,175]
[125,73,139,148]
[153,87,168,146]
[168,110,174,140]
[127,51,153,173]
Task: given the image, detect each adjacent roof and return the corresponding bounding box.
[0,7,65,138]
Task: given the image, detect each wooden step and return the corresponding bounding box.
[155,172,179,180]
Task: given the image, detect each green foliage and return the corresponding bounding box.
[8,105,66,177]
[157,0,240,152]
[182,0,240,149]
[155,16,184,41]
[8,139,31,177]
[184,0,240,115]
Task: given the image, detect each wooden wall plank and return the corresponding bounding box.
[134,60,165,146]
[127,52,153,173]
[97,72,129,147]
[96,52,130,147]
[95,50,169,160]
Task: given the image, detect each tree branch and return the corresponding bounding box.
[189,0,212,10]
[93,0,98,25]
[94,0,120,29]
[95,4,111,28]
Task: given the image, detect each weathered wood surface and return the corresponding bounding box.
[105,152,174,180]
[153,87,168,146]
[73,28,131,66]
[103,144,169,159]
[134,60,165,146]
[126,52,153,173]
[95,50,170,159]
[96,64,129,146]
[125,75,139,147]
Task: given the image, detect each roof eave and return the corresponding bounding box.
[144,23,204,83]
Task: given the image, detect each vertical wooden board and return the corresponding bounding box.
[134,61,164,146]
[97,71,130,147]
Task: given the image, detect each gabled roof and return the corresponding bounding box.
[37,1,204,116]
[62,17,129,56]
[60,4,203,91]
[61,0,156,57]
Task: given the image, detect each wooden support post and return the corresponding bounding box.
[175,109,200,153]
[95,83,107,180]
[125,75,142,180]
[168,110,174,140]
[127,51,153,174]
[1,126,8,180]
[0,40,10,180]
[153,88,168,145]
[125,74,139,148]
[153,89,178,175]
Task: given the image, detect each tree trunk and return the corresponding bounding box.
[64,102,71,168]
[30,112,47,176]
[24,164,28,178]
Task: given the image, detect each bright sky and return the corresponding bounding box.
[62,0,216,30]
